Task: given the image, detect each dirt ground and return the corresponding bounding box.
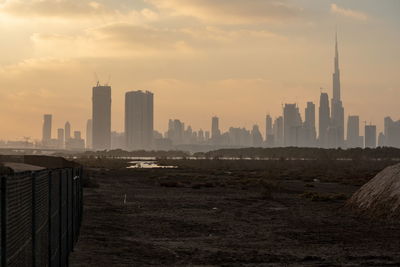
[70,165,400,266]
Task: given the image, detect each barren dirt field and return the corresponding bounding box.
[70,160,400,266]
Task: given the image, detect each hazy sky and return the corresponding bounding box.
[0,0,399,141]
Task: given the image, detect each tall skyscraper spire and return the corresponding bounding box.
[331,31,345,147]
[333,31,341,101]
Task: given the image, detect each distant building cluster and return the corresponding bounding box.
[1,33,399,152]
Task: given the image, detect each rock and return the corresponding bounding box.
[347,163,400,218]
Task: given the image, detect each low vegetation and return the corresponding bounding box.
[158,158,397,186]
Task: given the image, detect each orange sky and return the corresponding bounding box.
[0,0,399,141]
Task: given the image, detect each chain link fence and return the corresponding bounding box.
[1,167,83,267]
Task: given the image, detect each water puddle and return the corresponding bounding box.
[127,161,177,169]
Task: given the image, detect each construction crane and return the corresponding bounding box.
[94,72,100,86]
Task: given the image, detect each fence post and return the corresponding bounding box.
[1,176,7,267]
[59,169,64,267]
[71,169,75,251]
[48,171,52,267]
[66,169,69,267]
[31,172,36,267]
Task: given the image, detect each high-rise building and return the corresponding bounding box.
[66,131,85,150]
[283,104,302,147]
[304,102,316,147]
[273,116,284,147]
[365,125,377,148]
[167,119,185,145]
[346,116,362,148]
[125,90,154,150]
[205,131,210,141]
[251,125,263,147]
[265,115,273,145]
[92,84,111,150]
[65,121,71,141]
[74,131,81,140]
[228,127,251,147]
[211,116,220,138]
[86,119,92,149]
[57,128,64,149]
[384,117,400,148]
[330,33,345,147]
[42,114,52,145]
[378,132,385,147]
[211,116,220,145]
[319,92,330,147]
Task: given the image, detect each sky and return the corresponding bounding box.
[0,0,399,141]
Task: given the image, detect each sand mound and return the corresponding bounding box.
[347,163,400,218]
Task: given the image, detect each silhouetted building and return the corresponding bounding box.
[365,125,377,148]
[273,116,284,147]
[211,116,220,144]
[57,128,64,149]
[378,132,385,147]
[228,127,251,147]
[251,125,263,147]
[198,129,205,143]
[167,119,185,145]
[346,116,363,148]
[319,92,330,147]
[205,131,210,141]
[125,90,154,150]
[92,84,111,150]
[283,104,302,147]
[384,117,400,148]
[65,121,71,141]
[65,131,85,150]
[265,115,273,146]
[304,102,317,147]
[331,33,345,147]
[86,119,92,149]
[42,114,52,145]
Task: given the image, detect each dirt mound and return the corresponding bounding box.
[347,163,400,218]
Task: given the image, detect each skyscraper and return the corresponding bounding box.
[347,115,362,148]
[211,116,220,138]
[365,125,377,148]
[57,128,64,149]
[125,90,154,150]
[265,114,273,145]
[42,114,52,145]
[65,121,71,141]
[273,116,284,147]
[251,125,263,147]
[384,117,400,148]
[330,33,345,147]
[319,93,330,147]
[86,119,92,149]
[211,116,220,145]
[304,102,316,147]
[92,83,111,150]
[283,104,302,147]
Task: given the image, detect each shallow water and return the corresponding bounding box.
[127,161,177,169]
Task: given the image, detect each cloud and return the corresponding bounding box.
[146,0,303,24]
[330,3,368,21]
[0,0,116,18]
[93,23,184,49]
[28,22,285,60]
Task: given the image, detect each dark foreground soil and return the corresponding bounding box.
[70,164,400,266]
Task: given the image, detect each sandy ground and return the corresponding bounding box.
[70,167,400,266]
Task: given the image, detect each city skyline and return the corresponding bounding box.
[0,1,399,140]
[27,33,396,151]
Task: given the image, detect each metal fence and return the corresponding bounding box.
[0,167,83,267]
